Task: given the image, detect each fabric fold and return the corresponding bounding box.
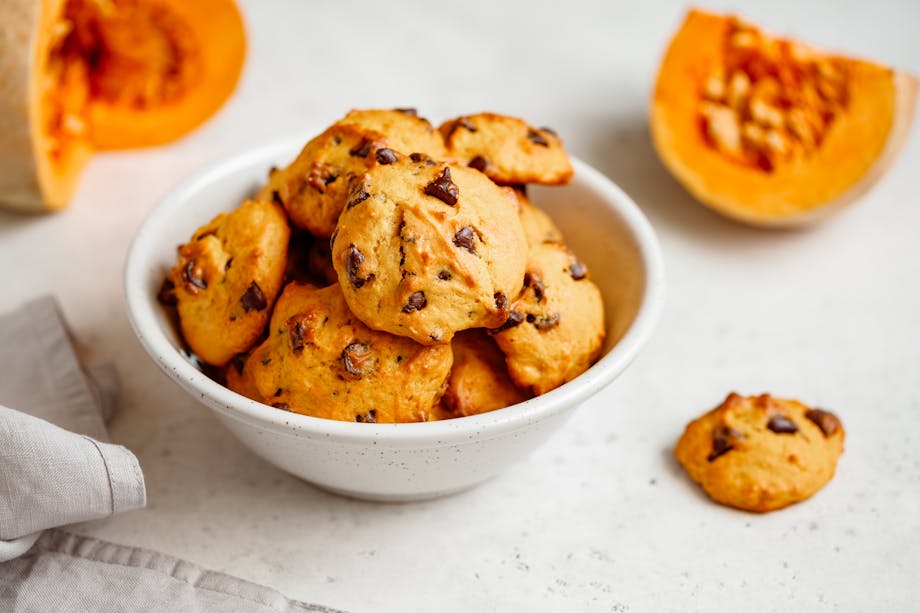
[0,406,146,549]
[0,530,347,613]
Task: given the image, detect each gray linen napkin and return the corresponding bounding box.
[0,296,145,560]
[0,529,346,613]
[0,296,347,612]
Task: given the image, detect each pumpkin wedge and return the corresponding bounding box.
[0,0,246,213]
[651,9,917,227]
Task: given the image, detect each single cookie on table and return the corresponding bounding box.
[162,198,289,367]
[338,108,448,161]
[257,123,388,237]
[331,156,528,345]
[491,241,605,395]
[674,393,845,513]
[442,329,531,418]
[226,282,453,423]
[439,113,574,185]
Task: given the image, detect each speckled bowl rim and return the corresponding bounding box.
[125,137,665,446]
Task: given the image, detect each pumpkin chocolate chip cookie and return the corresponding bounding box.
[439,112,574,185]
[441,329,531,417]
[491,240,604,395]
[331,157,528,345]
[226,282,453,423]
[338,108,449,161]
[674,392,845,512]
[257,122,389,237]
[166,198,289,367]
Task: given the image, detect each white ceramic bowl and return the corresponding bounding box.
[125,137,665,501]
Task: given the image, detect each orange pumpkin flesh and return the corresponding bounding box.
[651,9,918,227]
[1,0,245,212]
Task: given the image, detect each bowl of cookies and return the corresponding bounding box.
[125,109,665,501]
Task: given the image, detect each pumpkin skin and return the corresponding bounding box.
[651,9,918,227]
[0,0,246,213]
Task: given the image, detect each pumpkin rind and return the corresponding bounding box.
[651,9,918,226]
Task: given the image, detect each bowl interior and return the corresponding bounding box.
[126,138,663,436]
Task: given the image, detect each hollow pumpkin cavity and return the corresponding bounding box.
[0,0,245,212]
[651,9,918,226]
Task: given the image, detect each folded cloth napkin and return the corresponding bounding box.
[0,529,346,613]
[0,295,145,561]
[0,296,347,612]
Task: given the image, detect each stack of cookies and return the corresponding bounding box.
[159,109,606,423]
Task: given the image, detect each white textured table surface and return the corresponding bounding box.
[2,1,919,610]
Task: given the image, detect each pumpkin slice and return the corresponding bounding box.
[0,0,246,213]
[651,9,918,226]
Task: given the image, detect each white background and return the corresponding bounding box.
[1,0,919,610]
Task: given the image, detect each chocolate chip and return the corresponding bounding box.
[349,138,373,158]
[458,118,477,133]
[569,257,588,281]
[806,409,841,437]
[524,272,545,302]
[230,353,248,374]
[494,292,508,311]
[539,126,557,136]
[224,258,233,271]
[341,342,375,379]
[527,129,549,147]
[182,260,207,291]
[346,243,373,288]
[402,291,427,313]
[289,320,306,352]
[437,270,452,280]
[394,107,417,116]
[424,168,459,206]
[491,310,524,333]
[468,156,488,172]
[307,164,339,193]
[375,148,398,165]
[410,152,437,165]
[260,356,272,366]
[528,312,560,330]
[355,409,377,423]
[707,426,743,462]
[347,186,370,209]
[157,278,177,306]
[272,190,283,206]
[240,281,268,312]
[272,402,290,411]
[767,415,799,434]
[452,226,476,253]
[274,388,283,397]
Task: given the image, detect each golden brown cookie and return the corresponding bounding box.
[491,242,604,395]
[338,108,448,160]
[331,157,528,345]
[674,393,846,512]
[257,123,388,237]
[439,113,574,185]
[516,189,565,246]
[226,282,452,423]
[164,198,289,367]
[442,330,531,417]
